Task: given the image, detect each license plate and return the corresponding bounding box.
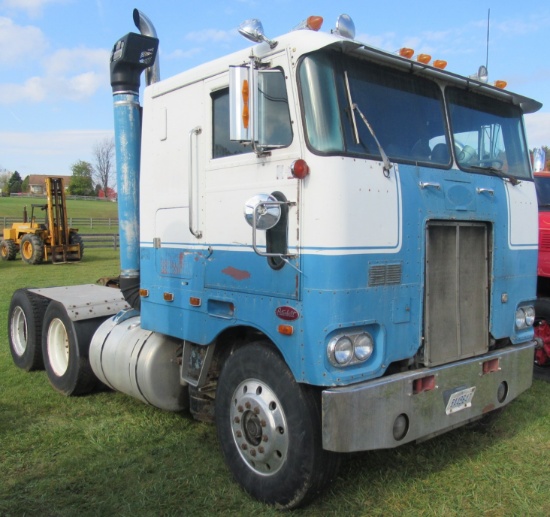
[446,386,476,415]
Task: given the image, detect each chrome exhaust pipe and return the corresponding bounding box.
[133,9,160,85]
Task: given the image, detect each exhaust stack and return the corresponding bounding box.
[133,9,160,85]
[110,14,159,310]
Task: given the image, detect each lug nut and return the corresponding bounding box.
[234,416,240,424]
[262,435,269,442]
[236,430,242,438]
[250,449,256,457]
[253,406,260,415]
[237,405,244,413]
[260,420,266,427]
[241,443,248,450]
[245,402,251,409]
[258,446,265,454]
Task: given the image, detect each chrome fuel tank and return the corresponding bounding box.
[90,315,188,411]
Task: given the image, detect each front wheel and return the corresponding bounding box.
[69,232,84,260]
[215,343,340,509]
[534,298,550,367]
[20,234,44,264]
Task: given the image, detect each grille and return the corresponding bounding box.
[540,230,550,251]
[424,222,489,366]
[368,263,402,287]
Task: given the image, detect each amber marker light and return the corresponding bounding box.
[189,297,201,307]
[399,47,414,59]
[433,60,447,70]
[306,16,323,31]
[494,80,507,89]
[242,79,249,129]
[139,288,149,297]
[417,54,431,64]
[291,159,309,179]
[164,292,174,302]
[278,324,294,335]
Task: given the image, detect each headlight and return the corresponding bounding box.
[327,332,374,367]
[524,306,535,327]
[515,308,526,329]
[354,333,374,361]
[331,337,353,365]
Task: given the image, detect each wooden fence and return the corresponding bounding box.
[81,233,120,250]
[0,217,119,230]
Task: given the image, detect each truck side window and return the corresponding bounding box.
[212,88,252,159]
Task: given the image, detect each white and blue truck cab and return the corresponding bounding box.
[8,11,541,509]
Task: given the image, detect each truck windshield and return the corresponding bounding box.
[298,49,530,180]
[447,87,531,181]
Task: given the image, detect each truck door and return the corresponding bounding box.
[202,53,302,300]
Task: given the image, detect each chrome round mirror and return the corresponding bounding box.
[334,14,355,39]
[238,19,266,44]
[244,194,281,230]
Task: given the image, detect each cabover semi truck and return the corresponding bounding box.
[7,10,541,509]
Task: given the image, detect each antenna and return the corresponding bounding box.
[486,9,490,71]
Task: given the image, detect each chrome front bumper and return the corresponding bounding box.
[322,341,534,452]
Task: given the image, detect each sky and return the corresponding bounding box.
[1,0,550,176]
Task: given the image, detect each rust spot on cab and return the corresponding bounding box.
[222,266,251,281]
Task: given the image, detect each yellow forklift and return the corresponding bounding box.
[1,177,83,264]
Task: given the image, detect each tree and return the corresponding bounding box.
[68,160,95,196]
[92,137,115,197]
[0,169,11,194]
[7,171,22,193]
[21,175,30,193]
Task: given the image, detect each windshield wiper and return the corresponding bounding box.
[344,70,392,177]
[468,165,520,186]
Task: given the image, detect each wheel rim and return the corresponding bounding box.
[230,378,289,476]
[47,318,70,376]
[10,306,28,357]
[22,240,33,259]
[535,319,550,366]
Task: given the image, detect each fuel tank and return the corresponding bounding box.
[89,314,188,411]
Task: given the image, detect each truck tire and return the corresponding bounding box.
[8,289,50,371]
[20,234,44,264]
[69,232,84,259]
[1,239,17,260]
[215,342,340,509]
[41,301,102,396]
[534,298,550,368]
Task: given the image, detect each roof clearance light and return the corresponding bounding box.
[399,47,414,59]
[494,80,507,89]
[291,159,309,179]
[433,59,447,70]
[294,15,323,31]
[417,53,431,64]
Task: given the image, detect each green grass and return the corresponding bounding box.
[1,252,550,515]
[0,196,119,219]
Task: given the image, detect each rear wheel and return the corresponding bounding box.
[41,301,100,396]
[20,234,44,264]
[8,289,50,371]
[1,239,17,260]
[69,232,84,259]
[215,342,340,509]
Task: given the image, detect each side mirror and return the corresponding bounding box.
[244,194,281,231]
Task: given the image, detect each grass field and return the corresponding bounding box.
[0,196,119,220]
[1,250,550,515]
